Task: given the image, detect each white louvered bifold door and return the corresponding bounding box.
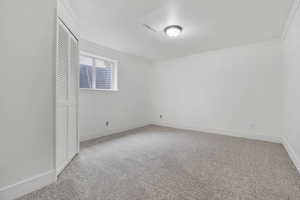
[56,19,79,175]
[68,35,79,161]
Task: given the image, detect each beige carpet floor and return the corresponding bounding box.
[18,125,300,200]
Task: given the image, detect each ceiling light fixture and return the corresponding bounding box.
[164,25,183,37]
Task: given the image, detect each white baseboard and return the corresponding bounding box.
[80,123,149,142]
[0,170,56,200]
[282,137,300,174]
[151,122,282,143]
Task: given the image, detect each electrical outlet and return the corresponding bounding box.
[105,121,109,127]
[160,114,163,119]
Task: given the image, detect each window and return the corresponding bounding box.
[80,52,118,91]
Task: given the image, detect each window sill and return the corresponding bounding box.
[80,88,119,92]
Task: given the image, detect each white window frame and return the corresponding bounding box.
[80,51,118,91]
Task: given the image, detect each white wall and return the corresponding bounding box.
[282,0,300,170]
[0,0,56,193]
[151,40,283,142]
[79,40,152,141]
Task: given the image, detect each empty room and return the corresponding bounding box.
[1,0,300,199]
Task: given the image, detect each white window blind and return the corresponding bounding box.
[80,53,118,91]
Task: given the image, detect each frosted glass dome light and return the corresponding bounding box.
[164,25,183,37]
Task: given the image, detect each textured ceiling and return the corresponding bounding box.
[75,0,293,61]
